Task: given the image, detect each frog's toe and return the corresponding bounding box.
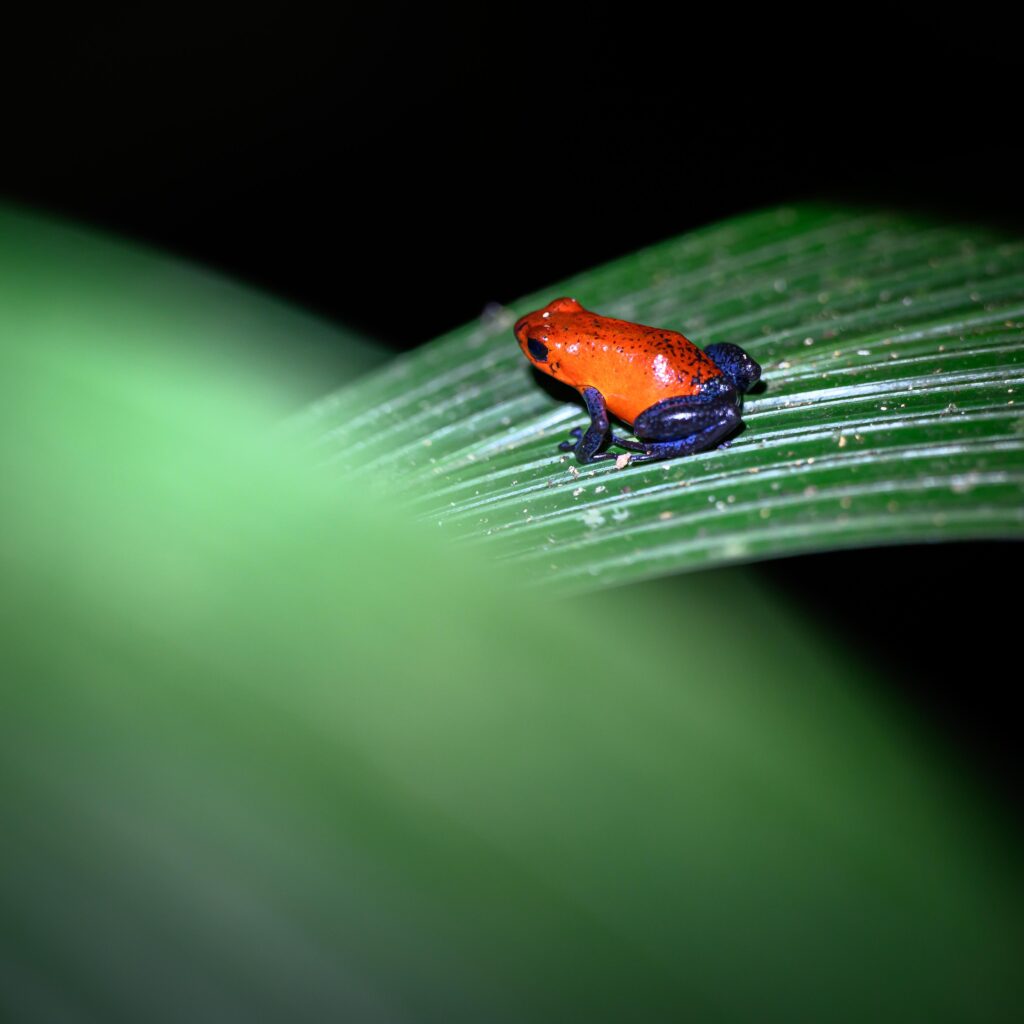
[557,427,583,452]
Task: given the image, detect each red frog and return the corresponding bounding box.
[514,297,760,464]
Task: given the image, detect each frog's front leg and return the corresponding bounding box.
[628,388,741,463]
[558,386,620,463]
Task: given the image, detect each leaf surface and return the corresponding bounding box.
[300,205,1024,590]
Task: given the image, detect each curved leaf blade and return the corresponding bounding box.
[298,205,1024,590]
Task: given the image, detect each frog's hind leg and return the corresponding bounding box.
[627,391,741,463]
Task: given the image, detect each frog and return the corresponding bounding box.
[514,297,761,464]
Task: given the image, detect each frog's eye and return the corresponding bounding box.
[527,338,549,362]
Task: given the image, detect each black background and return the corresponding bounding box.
[4,12,1020,798]
[5,11,1023,345]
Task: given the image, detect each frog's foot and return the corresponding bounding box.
[557,426,583,450]
[558,425,650,462]
[557,426,647,452]
[558,427,619,462]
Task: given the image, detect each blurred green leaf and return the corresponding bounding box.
[299,205,1024,590]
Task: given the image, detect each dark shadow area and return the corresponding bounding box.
[530,364,583,406]
[2,13,1021,349]
[754,541,1024,812]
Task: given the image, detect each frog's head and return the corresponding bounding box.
[514,296,584,370]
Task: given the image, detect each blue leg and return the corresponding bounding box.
[626,391,741,463]
[557,386,617,463]
[704,343,761,393]
[558,384,747,465]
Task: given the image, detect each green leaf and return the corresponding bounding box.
[298,204,1024,590]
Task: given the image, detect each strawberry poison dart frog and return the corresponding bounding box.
[514,297,761,464]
